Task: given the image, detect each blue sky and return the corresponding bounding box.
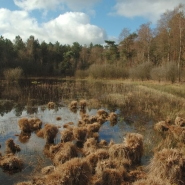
[0,0,184,45]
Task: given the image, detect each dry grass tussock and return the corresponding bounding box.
[47,102,55,109]
[154,120,170,133]
[146,148,185,185]
[108,133,143,165]
[49,142,78,165]
[18,131,31,143]
[36,123,58,143]
[175,115,185,127]
[83,138,98,156]
[60,129,74,142]
[168,125,185,143]
[5,138,21,154]
[73,126,87,142]
[123,133,143,164]
[30,158,92,185]
[18,117,42,133]
[0,154,23,174]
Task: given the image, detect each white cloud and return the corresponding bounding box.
[0,9,106,45]
[14,0,62,11]
[0,8,42,40]
[43,12,107,45]
[113,0,185,23]
[14,0,101,11]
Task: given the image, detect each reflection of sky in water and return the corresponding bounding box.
[0,105,135,185]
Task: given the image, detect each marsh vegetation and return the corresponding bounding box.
[0,79,185,184]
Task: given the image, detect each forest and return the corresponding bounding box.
[1,5,185,82]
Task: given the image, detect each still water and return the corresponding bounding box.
[0,79,155,185]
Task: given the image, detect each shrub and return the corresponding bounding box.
[3,67,23,82]
[129,62,153,80]
[165,62,178,83]
[150,62,178,83]
[86,64,129,79]
[150,66,165,82]
[75,69,89,79]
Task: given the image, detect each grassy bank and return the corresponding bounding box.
[83,79,185,122]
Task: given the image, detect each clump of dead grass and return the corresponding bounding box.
[123,133,144,164]
[18,117,42,133]
[0,154,23,174]
[108,112,118,126]
[32,158,92,185]
[18,131,31,143]
[147,148,185,185]
[73,126,87,142]
[79,99,87,110]
[47,102,55,109]
[61,129,74,142]
[154,120,169,133]
[50,142,78,165]
[175,115,185,127]
[5,138,21,154]
[36,123,58,143]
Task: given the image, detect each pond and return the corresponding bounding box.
[0,79,157,185]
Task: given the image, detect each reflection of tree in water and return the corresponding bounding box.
[14,104,25,117]
[1,84,21,101]
[0,79,109,116]
[0,100,14,116]
[26,106,38,115]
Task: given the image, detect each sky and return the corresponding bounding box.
[0,0,185,45]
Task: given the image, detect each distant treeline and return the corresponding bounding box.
[1,4,185,81]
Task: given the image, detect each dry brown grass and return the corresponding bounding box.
[95,159,128,178]
[50,142,78,165]
[87,122,101,133]
[147,148,185,185]
[108,112,118,126]
[81,113,91,124]
[98,139,108,148]
[79,99,87,109]
[123,133,143,164]
[83,138,98,156]
[100,168,123,185]
[29,118,42,131]
[34,158,92,185]
[175,115,185,127]
[47,102,55,109]
[18,131,31,143]
[18,117,42,133]
[5,138,21,154]
[109,143,129,161]
[154,120,169,133]
[0,154,23,174]
[63,122,74,130]
[61,129,74,142]
[56,116,62,121]
[69,100,78,110]
[128,169,146,183]
[89,115,98,124]
[73,126,87,142]
[168,125,185,143]
[36,123,58,143]
[85,149,109,174]
[18,118,30,132]
[41,165,55,175]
